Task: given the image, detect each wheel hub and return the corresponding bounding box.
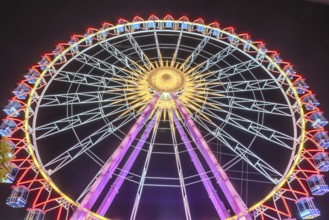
[147,67,185,93]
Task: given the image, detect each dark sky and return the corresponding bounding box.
[0,0,329,219]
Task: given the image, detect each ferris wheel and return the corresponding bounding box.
[1,14,329,220]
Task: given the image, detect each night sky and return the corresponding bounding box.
[0,0,329,219]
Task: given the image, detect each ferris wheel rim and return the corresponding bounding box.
[16,16,307,220]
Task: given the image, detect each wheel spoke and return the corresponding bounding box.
[34,100,129,140]
[99,40,147,74]
[180,36,210,71]
[126,33,155,70]
[192,44,236,74]
[170,31,183,67]
[216,59,261,81]
[205,94,292,117]
[40,91,123,107]
[194,115,283,183]
[196,59,260,83]
[198,104,295,150]
[207,78,282,93]
[54,70,127,89]
[42,112,135,175]
[153,31,163,66]
[75,52,131,78]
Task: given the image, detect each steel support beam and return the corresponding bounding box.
[96,112,158,216]
[129,117,159,220]
[170,115,192,220]
[173,95,250,219]
[71,94,159,220]
[173,112,230,219]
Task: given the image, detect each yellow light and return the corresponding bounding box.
[148,67,185,92]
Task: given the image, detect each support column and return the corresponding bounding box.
[173,112,230,219]
[173,95,250,219]
[71,95,159,220]
[170,114,192,220]
[130,112,160,220]
[96,112,158,216]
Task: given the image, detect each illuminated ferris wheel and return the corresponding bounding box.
[2,15,329,220]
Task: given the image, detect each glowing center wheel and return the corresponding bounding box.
[148,67,185,92]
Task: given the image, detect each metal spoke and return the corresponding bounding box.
[207,78,281,93]
[54,70,127,89]
[99,40,146,74]
[77,166,105,203]
[199,105,295,150]
[39,91,123,107]
[126,33,154,70]
[75,52,130,78]
[170,31,183,67]
[181,36,210,71]
[217,130,283,184]
[216,59,261,81]
[198,59,261,82]
[193,44,236,74]
[153,31,163,66]
[42,112,135,175]
[34,100,129,140]
[230,177,273,184]
[195,115,283,183]
[205,95,292,117]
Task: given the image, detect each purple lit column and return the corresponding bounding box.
[173,112,230,219]
[71,95,159,220]
[96,112,157,216]
[173,95,250,219]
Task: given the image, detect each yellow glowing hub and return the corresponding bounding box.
[148,67,185,92]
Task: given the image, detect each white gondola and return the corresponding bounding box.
[24,69,40,84]
[296,197,320,219]
[313,131,329,149]
[0,119,17,137]
[303,94,320,110]
[313,152,329,172]
[3,100,22,117]
[294,78,309,94]
[310,112,328,128]
[6,185,29,208]
[13,83,30,100]
[284,65,297,79]
[2,164,19,184]
[307,174,329,196]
